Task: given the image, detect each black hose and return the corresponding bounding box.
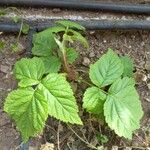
[37,20,150,31]
[0,23,22,33]
[26,29,36,57]
[1,20,150,33]
[1,0,150,14]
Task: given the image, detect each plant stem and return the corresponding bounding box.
[78,77,108,95]
[17,20,23,41]
[62,50,70,73]
[78,78,93,87]
[61,30,70,74]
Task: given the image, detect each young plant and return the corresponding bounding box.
[3,20,143,145]
[4,20,87,142]
[83,49,143,139]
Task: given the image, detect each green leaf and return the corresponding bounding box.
[68,29,89,48]
[96,133,109,144]
[32,30,57,56]
[66,48,78,64]
[46,26,66,33]
[22,23,30,34]
[12,16,21,23]
[83,87,106,114]
[37,73,82,125]
[4,87,49,142]
[13,57,45,87]
[121,55,134,77]
[56,20,85,31]
[0,9,6,16]
[104,77,143,139]
[89,49,123,87]
[40,56,61,74]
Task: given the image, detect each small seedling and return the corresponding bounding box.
[10,22,29,53]
[96,133,108,145]
[11,42,22,53]
[0,41,5,51]
[22,23,30,34]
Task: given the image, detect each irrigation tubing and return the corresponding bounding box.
[1,20,150,33]
[1,0,150,14]
[36,20,150,31]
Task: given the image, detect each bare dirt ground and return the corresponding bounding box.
[0,1,150,150]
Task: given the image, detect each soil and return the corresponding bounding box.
[0,2,150,150]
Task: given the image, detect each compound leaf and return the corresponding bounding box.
[40,56,61,74]
[121,55,134,77]
[83,87,106,114]
[32,30,57,56]
[4,87,49,142]
[89,49,123,87]
[37,73,82,125]
[13,57,45,87]
[56,20,85,31]
[104,77,143,139]
[66,48,78,64]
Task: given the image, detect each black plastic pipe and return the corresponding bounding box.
[36,20,150,31]
[1,20,150,33]
[0,23,22,33]
[1,0,150,15]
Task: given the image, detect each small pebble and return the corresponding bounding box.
[145,61,150,71]
[111,146,118,150]
[89,51,95,58]
[82,57,90,66]
[103,40,107,43]
[89,31,95,35]
[0,65,10,74]
[142,74,148,82]
[141,41,145,46]
[123,147,132,150]
[147,83,150,90]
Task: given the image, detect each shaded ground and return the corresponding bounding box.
[0,30,149,150]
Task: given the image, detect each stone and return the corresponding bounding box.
[89,51,95,58]
[0,65,10,74]
[111,146,118,150]
[145,61,150,71]
[82,57,90,66]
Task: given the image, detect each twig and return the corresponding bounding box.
[89,114,96,135]
[67,125,98,150]
[134,133,147,145]
[57,121,61,150]
[118,146,147,150]
[45,124,57,133]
